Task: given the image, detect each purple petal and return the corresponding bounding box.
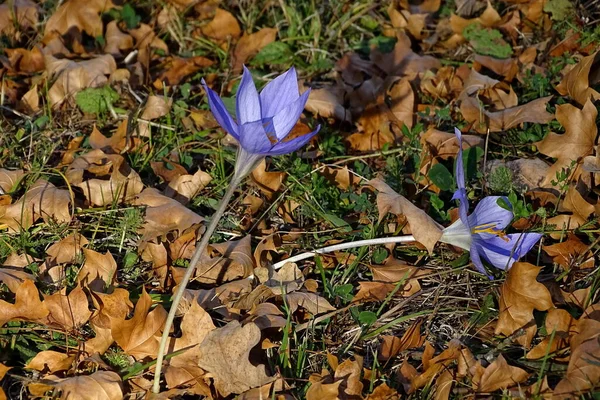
[237,120,274,154]
[236,66,262,124]
[272,89,311,140]
[259,67,301,118]
[452,127,469,225]
[468,196,513,239]
[202,79,239,139]
[268,125,320,156]
[469,242,494,278]
[473,232,542,271]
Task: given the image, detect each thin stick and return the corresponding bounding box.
[271,235,416,270]
[152,175,242,393]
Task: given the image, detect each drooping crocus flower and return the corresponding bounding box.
[439,128,542,277]
[202,66,320,178]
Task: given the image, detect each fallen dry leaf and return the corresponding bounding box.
[43,0,115,44]
[89,121,130,155]
[526,308,577,360]
[155,56,214,88]
[0,279,48,327]
[46,233,89,265]
[0,0,38,36]
[304,85,352,123]
[197,320,275,396]
[52,370,123,400]
[5,46,45,73]
[536,99,597,187]
[474,354,529,392]
[553,318,600,399]
[232,28,277,73]
[543,234,595,270]
[76,249,117,293]
[379,320,425,360]
[198,8,241,43]
[368,178,443,253]
[110,288,167,359]
[104,20,133,57]
[0,253,34,293]
[164,169,212,204]
[26,350,75,374]
[285,291,335,315]
[44,285,92,331]
[495,262,554,347]
[0,169,24,193]
[45,54,117,106]
[556,52,600,106]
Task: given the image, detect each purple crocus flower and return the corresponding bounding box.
[202,66,320,178]
[439,128,542,278]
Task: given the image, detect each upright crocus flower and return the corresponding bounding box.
[439,128,542,277]
[202,66,320,178]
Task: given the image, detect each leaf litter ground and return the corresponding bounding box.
[0,0,600,399]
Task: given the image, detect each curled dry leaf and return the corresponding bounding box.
[130,23,169,70]
[0,280,48,327]
[556,52,600,106]
[110,288,167,360]
[553,318,600,399]
[495,262,553,347]
[304,85,352,123]
[0,168,24,193]
[103,21,133,57]
[368,178,443,253]
[89,120,130,155]
[46,233,89,266]
[251,159,285,200]
[66,150,144,207]
[421,128,484,160]
[284,291,335,315]
[44,285,92,331]
[90,288,134,330]
[164,169,212,205]
[371,32,441,77]
[474,354,529,393]
[43,0,115,43]
[190,236,254,284]
[155,56,214,88]
[379,319,425,360]
[232,27,278,73]
[45,54,117,106]
[137,96,172,137]
[543,234,595,269]
[76,249,117,293]
[5,47,45,74]
[197,320,275,396]
[0,179,71,232]
[0,0,39,36]
[0,253,34,293]
[255,261,304,295]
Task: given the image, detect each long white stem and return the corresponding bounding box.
[271,235,416,270]
[152,175,242,393]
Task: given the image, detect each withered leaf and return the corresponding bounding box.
[46,233,89,266]
[232,28,277,73]
[553,318,600,399]
[0,363,9,400]
[45,54,117,106]
[52,370,124,400]
[0,253,34,293]
[43,0,115,43]
[26,350,75,374]
[197,321,275,396]
[495,262,553,347]
[44,285,92,331]
[132,188,203,241]
[0,280,49,327]
[110,288,167,359]
[556,52,600,106]
[526,308,577,359]
[199,8,241,43]
[103,20,133,56]
[368,178,443,253]
[379,320,424,360]
[284,291,335,315]
[0,169,24,193]
[0,0,38,36]
[475,354,529,392]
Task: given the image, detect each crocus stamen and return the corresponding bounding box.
[471,223,510,242]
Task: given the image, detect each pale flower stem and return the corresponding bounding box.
[152,175,242,393]
[271,235,416,270]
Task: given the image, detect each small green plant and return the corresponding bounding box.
[488,166,513,194]
[463,24,513,58]
[75,86,119,115]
